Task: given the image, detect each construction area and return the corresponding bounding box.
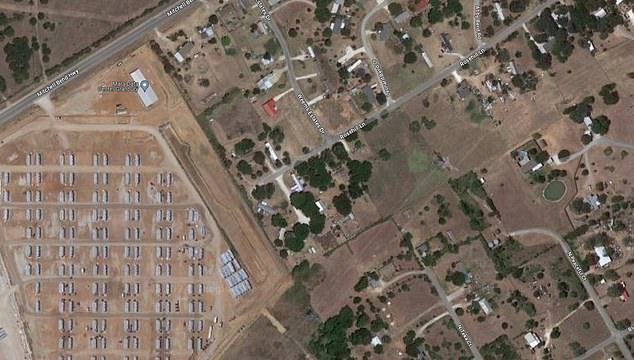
[0,126,251,359]
[0,42,290,359]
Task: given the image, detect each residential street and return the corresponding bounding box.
[510,228,634,360]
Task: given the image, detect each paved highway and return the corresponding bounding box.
[0,0,202,124]
[511,228,634,360]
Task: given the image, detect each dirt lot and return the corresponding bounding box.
[380,273,439,332]
[549,305,611,359]
[310,220,401,318]
[0,44,291,359]
[484,155,573,233]
[419,315,473,359]
[220,315,307,360]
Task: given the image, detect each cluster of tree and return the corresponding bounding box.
[447,174,489,222]
[480,335,522,360]
[353,272,379,292]
[527,38,552,70]
[434,194,451,224]
[271,213,288,228]
[563,96,594,123]
[535,8,575,63]
[445,270,468,286]
[308,304,389,359]
[402,330,425,358]
[308,306,355,359]
[290,191,326,234]
[258,122,285,146]
[485,237,523,277]
[251,182,276,201]
[234,137,255,156]
[507,289,537,316]
[427,0,463,24]
[333,192,352,216]
[347,160,372,199]
[314,0,333,22]
[598,83,619,105]
[3,36,34,84]
[284,222,311,252]
[511,71,539,92]
[296,154,334,190]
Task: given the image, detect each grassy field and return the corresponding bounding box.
[363,110,448,217]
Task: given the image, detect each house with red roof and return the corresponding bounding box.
[262,99,279,118]
[415,0,430,14]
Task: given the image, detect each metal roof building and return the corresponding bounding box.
[129,69,158,107]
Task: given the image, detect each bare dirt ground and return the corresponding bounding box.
[484,155,573,233]
[311,220,401,317]
[0,44,290,359]
[220,316,307,360]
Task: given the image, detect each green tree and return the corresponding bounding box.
[354,276,369,291]
[236,160,253,175]
[378,148,391,161]
[333,193,352,216]
[591,115,611,135]
[599,83,619,105]
[234,138,255,156]
[271,214,287,228]
[404,52,418,64]
[387,3,403,16]
[3,36,33,83]
[350,328,372,345]
[251,183,275,200]
[447,271,467,286]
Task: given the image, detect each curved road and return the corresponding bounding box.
[510,228,633,360]
[360,0,395,103]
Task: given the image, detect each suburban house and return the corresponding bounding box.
[262,99,279,118]
[414,0,430,13]
[394,10,413,24]
[361,85,377,105]
[174,42,194,63]
[456,80,471,99]
[440,33,454,52]
[584,194,601,210]
[257,73,275,91]
[616,0,634,25]
[512,139,545,173]
[256,201,277,216]
[524,332,542,350]
[477,297,493,316]
[594,245,612,267]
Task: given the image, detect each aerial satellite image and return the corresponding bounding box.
[0,0,631,359]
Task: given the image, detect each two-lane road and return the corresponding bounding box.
[0,0,202,124]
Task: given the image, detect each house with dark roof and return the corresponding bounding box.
[456,80,471,99]
[362,85,377,105]
[440,33,454,52]
[394,10,413,24]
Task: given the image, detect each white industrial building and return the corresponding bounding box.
[129,69,158,107]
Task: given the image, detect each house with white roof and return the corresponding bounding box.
[594,246,612,267]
